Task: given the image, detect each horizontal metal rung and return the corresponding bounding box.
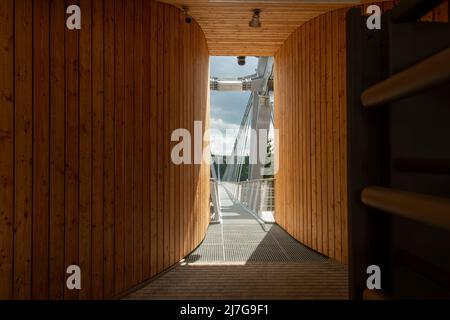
[361,48,450,108]
[361,186,450,231]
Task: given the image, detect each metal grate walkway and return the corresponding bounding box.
[125,184,348,299]
[186,211,327,263]
[125,262,348,300]
[186,184,327,263]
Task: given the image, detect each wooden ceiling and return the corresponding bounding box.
[160,0,362,56]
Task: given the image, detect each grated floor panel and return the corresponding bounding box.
[125,184,348,300]
[185,185,327,264]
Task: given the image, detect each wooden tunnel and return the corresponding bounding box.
[0,0,449,300]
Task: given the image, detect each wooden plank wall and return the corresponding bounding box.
[275,5,350,265]
[0,0,210,299]
[274,0,448,264]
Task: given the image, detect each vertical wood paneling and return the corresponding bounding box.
[14,0,33,299]
[434,1,449,22]
[293,31,299,241]
[168,6,176,268]
[32,0,50,299]
[163,4,170,270]
[173,8,180,269]
[272,3,352,264]
[310,20,317,251]
[92,0,104,299]
[141,0,151,281]
[103,0,116,298]
[79,0,93,299]
[178,10,185,260]
[189,21,195,256]
[156,2,164,273]
[305,22,311,247]
[320,14,328,257]
[123,0,134,289]
[149,0,158,278]
[284,36,290,235]
[49,0,65,299]
[290,33,294,239]
[1,0,210,301]
[335,8,342,261]
[0,0,14,300]
[64,0,80,300]
[114,0,125,294]
[182,15,190,258]
[300,28,306,246]
[325,11,335,259]
[274,1,449,264]
[1,0,447,301]
[338,9,348,264]
[314,17,322,253]
[331,9,342,263]
[133,0,143,286]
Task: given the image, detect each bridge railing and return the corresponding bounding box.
[224,178,275,222]
[210,179,222,224]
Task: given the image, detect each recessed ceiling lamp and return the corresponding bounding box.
[249,9,261,28]
[183,6,192,24]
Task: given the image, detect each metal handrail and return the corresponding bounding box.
[224,179,275,218]
[235,177,275,184]
[210,179,222,224]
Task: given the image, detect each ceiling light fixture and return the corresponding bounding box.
[249,9,261,28]
[183,6,192,24]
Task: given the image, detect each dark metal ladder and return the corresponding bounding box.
[347,0,450,299]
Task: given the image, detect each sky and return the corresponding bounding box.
[210,56,258,155]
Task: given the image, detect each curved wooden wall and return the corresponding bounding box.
[275,6,349,265]
[0,0,210,299]
[274,0,448,264]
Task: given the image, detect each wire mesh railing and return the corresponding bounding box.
[223,179,275,222]
[210,179,222,224]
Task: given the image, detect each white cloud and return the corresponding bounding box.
[209,56,259,156]
[209,118,240,155]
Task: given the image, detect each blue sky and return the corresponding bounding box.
[210,56,258,155]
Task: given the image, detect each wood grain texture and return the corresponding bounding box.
[14,0,34,300]
[161,0,358,56]
[64,0,80,300]
[32,0,50,299]
[0,0,209,299]
[79,0,93,299]
[4,0,445,300]
[160,0,445,56]
[275,4,352,264]
[114,0,125,295]
[274,1,448,264]
[0,0,14,300]
[103,0,116,298]
[49,0,65,299]
[91,0,105,299]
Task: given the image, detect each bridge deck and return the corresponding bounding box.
[125,184,348,299]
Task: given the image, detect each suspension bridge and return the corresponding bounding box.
[125,57,349,300]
